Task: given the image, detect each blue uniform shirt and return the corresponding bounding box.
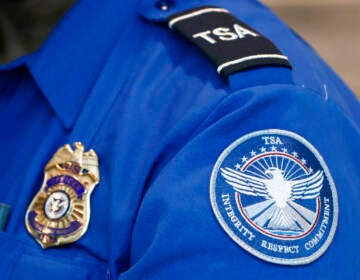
[0,0,359,279]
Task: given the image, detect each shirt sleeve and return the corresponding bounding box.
[119,83,360,279]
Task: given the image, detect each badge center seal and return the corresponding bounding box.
[210,130,338,265]
[44,191,71,220]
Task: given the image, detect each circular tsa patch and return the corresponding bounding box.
[210,130,338,265]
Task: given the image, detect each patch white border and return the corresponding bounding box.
[209,129,339,265]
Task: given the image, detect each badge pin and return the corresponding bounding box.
[25,142,100,248]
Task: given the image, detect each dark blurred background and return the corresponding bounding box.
[0,0,359,98]
[0,0,76,63]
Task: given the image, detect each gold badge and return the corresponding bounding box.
[25,142,99,248]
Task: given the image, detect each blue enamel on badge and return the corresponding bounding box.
[210,130,338,265]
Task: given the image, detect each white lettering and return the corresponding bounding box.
[192,30,217,44]
[221,193,255,241]
[261,240,299,254]
[192,23,259,44]
[233,24,258,38]
[305,197,331,250]
[262,136,283,145]
[212,27,238,41]
[262,136,270,145]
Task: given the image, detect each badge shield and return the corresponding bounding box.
[25,142,100,248]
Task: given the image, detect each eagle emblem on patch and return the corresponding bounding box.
[25,142,100,248]
[210,130,338,265]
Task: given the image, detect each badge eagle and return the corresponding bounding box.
[25,142,100,248]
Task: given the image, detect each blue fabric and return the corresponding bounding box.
[0,0,359,279]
